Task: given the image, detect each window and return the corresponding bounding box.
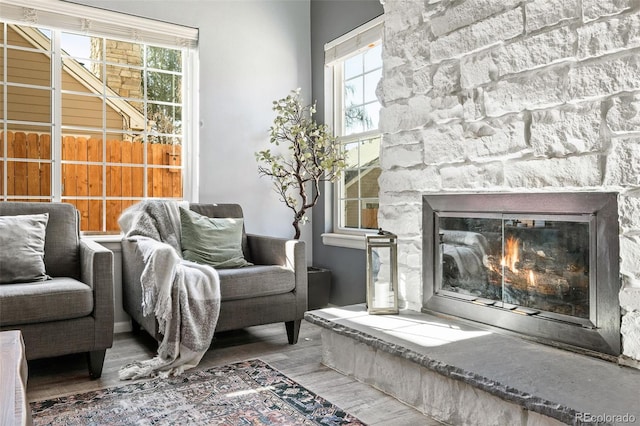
[0,1,198,233]
[325,16,383,234]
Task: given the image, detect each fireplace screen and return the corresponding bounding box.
[437,214,593,323]
[422,193,620,356]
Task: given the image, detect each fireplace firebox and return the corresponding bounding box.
[422,193,621,357]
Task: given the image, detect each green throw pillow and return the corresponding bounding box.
[179,207,252,269]
[0,213,49,284]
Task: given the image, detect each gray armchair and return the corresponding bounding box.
[122,203,307,345]
[0,202,114,378]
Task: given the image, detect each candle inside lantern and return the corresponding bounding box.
[375,281,392,307]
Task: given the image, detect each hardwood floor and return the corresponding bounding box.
[27,320,443,425]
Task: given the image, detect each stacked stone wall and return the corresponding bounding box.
[378,0,640,362]
[90,39,143,106]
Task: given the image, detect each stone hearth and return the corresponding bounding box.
[377,0,640,364]
[306,306,640,426]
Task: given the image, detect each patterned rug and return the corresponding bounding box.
[30,359,366,425]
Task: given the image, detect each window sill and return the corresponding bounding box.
[321,232,367,250]
[84,234,123,243]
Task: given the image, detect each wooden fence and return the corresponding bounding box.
[1,131,182,231]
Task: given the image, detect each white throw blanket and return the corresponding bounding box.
[118,200,221,380]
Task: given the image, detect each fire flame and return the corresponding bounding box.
[497,236,539,288]
[501,236,520,273]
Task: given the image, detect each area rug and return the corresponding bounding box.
[30,359,366,425]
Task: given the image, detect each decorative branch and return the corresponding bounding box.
[256,89,346,239]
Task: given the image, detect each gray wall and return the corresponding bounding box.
[310,0,383,305]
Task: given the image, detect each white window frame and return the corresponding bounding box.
[322,15,383,250]
[0,0,199,232]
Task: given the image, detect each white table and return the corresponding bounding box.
[0,330,31,426]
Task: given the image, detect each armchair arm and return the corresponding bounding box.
[80,239,114,349]
[247,234,307,313]
[121,239,160,339]
[246,234,307,272]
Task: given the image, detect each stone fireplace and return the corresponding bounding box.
[377,0,640,365]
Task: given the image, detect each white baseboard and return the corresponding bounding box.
[114,321,132,334]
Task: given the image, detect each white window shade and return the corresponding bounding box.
[325,15,383,65]
[0,0,197,48]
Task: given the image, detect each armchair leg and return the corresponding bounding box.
[131,319,142,335]
[88,350,107,379]
[285,320,301,345]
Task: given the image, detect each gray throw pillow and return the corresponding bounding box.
[179,207,252,269]
[0,213,49,284]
